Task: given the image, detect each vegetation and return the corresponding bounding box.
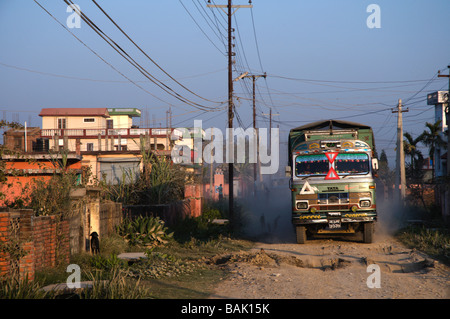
[397,225,450,266]
[418,120,446,182]
[117,216,174,247]
[104,150,187,206]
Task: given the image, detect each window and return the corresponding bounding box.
[106,120,114,129]
[14,137,23,150]
[295,153,370,177]
[86,143,94,151]
[295,154,329,176]
[84,118,95,123]
[57,118,66,129]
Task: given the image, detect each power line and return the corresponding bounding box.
[0,61,226,83]
[33,0,173,108]
[92,0,224,105]
[178,0,225,53]
[64,0,225,112]
[267,73,447,84]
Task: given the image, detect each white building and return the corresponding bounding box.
[427,91,449,177]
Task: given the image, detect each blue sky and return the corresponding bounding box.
[1,0,449,166]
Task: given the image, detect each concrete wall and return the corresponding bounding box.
[42,115,107,130]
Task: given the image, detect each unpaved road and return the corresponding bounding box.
[209,232,449,299]
[209,188,450,299]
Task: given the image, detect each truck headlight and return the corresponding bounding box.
[360,200,371,208]
[296,201,308,210]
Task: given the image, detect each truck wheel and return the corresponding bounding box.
[296,226,307,244]
[363,222,374,243]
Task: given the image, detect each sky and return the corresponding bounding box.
[0,0,449,168]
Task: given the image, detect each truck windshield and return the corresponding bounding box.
[295,153,370,176]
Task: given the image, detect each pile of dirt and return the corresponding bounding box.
[207,249,279,268]
[207,248,352,271]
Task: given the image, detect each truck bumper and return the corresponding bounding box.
[292,211,377,225]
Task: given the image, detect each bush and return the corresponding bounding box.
[116,216,173,248]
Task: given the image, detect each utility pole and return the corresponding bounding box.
[438,66,450,223]
[207,0,252,225]
[243,73,266,184]
[392,99,408,205]
[261,109,279,183]
[210,127,214,199]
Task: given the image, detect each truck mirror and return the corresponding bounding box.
[372,158,379,172]
[285,166,291,177]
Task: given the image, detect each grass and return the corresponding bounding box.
[140,238,252,299]
[2,204,253,299]
[396,225,450,266]
[22,234,253,299]
[142,268,227,299]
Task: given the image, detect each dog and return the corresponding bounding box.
[90,232,100,254]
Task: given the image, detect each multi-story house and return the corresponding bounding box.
[38,107,176,184]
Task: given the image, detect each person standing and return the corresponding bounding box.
[218,184,223,201]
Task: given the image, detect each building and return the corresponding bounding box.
[107,108,141,129]
[3,126,41,153]
[0,153,82,207]
[37,107,200,184]
[38,107,176,153]
[427,91,448,177]
[427,90,449,224]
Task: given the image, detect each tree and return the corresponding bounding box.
[403,132,424,180]
[377,149,395,201]
[418,120,446,182]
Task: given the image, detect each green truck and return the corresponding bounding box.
[287,120,378,244]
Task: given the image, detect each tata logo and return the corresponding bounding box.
[327,186,339,191]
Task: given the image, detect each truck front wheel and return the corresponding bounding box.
[296,226,307,244]
[363,222,374,243]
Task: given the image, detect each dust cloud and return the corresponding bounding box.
[238,178,295,243]
[237,180,407,243]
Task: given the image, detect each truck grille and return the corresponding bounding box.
[318,193,349,205]
[318,205,349,211]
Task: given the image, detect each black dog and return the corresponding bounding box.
[90,232,100,254]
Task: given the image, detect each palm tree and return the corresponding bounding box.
[418,120,446,181]
[403,132,424,176]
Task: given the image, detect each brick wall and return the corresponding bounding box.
[185,184,202,218]
[0,209,69,281]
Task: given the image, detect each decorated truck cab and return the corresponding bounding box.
[287,120,378,244]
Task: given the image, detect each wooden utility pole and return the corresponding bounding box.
[392,99,408,205]
[261,109,279,183]
[243,73,266,183]
[438,66,450,222]
[207,0,252,224]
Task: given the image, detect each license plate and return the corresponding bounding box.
[328,219,341,229]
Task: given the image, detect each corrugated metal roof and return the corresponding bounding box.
[39,108,110,117]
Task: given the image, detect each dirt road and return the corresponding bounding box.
[210,234,449,299]
[209,188,450,299]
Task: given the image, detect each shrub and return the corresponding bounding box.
[117,216,173,248]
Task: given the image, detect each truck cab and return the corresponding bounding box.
[288,120,378,243]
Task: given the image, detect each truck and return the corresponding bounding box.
[286,120,379,244]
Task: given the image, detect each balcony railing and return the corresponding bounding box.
[41,128,176,138]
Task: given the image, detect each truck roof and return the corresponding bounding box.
[290,119,372,132]
[288,120,376,159]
